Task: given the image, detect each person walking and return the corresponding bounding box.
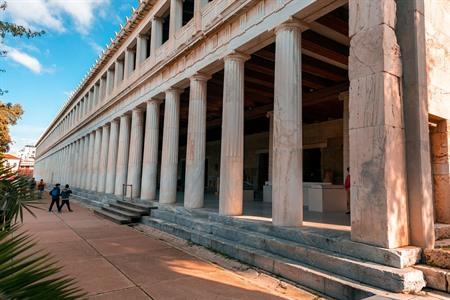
[345,167,351,215]
[58,184,73,212]
[48,184,61,212]
[37,179,45,199]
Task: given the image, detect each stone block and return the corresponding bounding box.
[435,223,450,240]
[414,265,448,292]
[349,72,403,129]
[350,125,409,249]
[349,25,402,80]
[424,249,450,269]
[349,0,397,37]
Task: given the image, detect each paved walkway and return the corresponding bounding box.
[21,197,320,300]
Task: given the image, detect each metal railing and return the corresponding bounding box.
[122,184,133,202]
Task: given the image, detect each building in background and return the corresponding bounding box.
[3,153,20,172]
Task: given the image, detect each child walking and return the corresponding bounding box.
[59,184,73,212]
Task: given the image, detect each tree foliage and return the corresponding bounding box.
[0,102,23,153]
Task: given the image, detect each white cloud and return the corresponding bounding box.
[6,0,110,35]
[2,45,43,73]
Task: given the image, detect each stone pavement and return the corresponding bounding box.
[20,197,321,300]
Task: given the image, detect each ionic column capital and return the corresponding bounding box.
[274,18,308,34]
[223,51,251,63]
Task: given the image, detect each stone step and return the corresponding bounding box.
[116,199,153,213]
[435,224,450,241]
[102,206,141,220]
[110,203,148,215]
[149,209,425,293]
[413,265,450,293]
[435,239,450,249]
[142,216,414,300]
[93,208,131,224]
[151,208,421,269]
[424,248,450,270]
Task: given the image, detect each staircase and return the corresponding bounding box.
[94,200,154,224]
[141,204,426,300]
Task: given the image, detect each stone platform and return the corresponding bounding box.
[140,203,426,300]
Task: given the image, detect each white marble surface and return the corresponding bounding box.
[141,100,160,200]
[160,89,181,204]
[114,114,131,196]
[219,53,248,216]
[127,109,145,198]
[272,21,303,226]
[105,119,119,194]
[184,75,209,209]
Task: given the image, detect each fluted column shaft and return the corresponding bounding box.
[141,100,160,200]
[106,119,120,194]
[75,139,83,188]
[219,53,248,216]
[86,131,96,190]
[124,49,134,78]
[127,109,145,198]
[272,22,303,226]
[151,17,163,53]
[97,125,110,193]
[115,115,131,196]
[82,137,89,188]
[136,35,148,66]
[91,128,102,191]
[114,60,124,88]
[184,75,209,209]
[84,131,95,190]
[79,137,87,188]
[169,0,183,37]
[106,68,114,95]
[160,89,181,204]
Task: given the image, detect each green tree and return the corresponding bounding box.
[0,102,23,153]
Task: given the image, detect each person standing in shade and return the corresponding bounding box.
[345,167,351,215]
[37,179,45,199]
[59,184,73,212]
[48,183,61,212]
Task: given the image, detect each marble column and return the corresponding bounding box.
[184,74,209,209]
[88,89,94,113]
[75,138,83,188]
[91,128,102,191]
[151,17,163,53]
[78,137,86,188]
[106,68,114,95]
[136,35,148,66]
[349,0,409,248]
[114,60,124,88]
[93,83,99,108]
[81,135,89,189]
[115,114,131,196]
[124,49,135,78]
[219,53,249,216]
[127,108,145,198]
[272,21,303,226]
[141,100,161,201]
[99,76,106,104]
[86,131,96,191]
[97,124,110,193]
[431,120,450,224]
[169,0,183,37]
[160,88,182,204]
[106,119,120,194]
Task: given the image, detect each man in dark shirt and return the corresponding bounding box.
[59,184,73,212]
[48,183,61,212]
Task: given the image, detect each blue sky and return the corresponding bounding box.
[2,0,139,153]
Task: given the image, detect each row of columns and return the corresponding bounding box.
[35,20,305,229]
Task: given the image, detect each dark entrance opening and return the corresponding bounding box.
[304,148,322,182]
